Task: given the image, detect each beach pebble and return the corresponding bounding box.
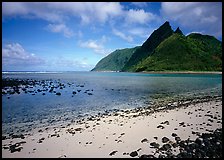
[150,142,160,148]
[162,137,170,143]
[171,133,177,137]
[161,120,170,125]
[141,138,148,143]
[38,137,45,143]
[175,136,181,142]
[130,151,138,157]
[179,122,185,126]
[109,150,118,156]
[154,136,158,140]
[140,154,155,158]
[157,125,165,129]
[161,143,172,151]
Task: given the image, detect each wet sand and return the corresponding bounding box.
[2,96,222,158]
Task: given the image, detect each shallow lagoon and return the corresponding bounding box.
[2,71,222,134]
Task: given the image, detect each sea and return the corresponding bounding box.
[2,71,222,135]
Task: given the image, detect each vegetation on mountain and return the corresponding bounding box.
[92,21,222,72]
[91,47,140,71]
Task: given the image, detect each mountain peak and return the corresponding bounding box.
[142,21,173,49]
[174,27,184,35]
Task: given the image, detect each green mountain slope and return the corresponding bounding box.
[91,21,222,72]
[135,33,222,72]
[122,21,174,71]
[91,47,140,71]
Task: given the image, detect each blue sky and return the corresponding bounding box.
[2,2,222,71]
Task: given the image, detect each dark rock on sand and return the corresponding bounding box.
[171,133,177,137]
[179,122,185,126]
[130,151,138,157]
[161,120,169,125]
[162,137,169,143]
[154,136,158,140]
[141,138,148,143]
[2,136,7,140]
[140,154,155,158]
[38,137,45,143]
[157,125,165,129]
[11,134,25,139]
[109,150,118,156]
[175,136,181,142]
[9,143,23,153]
[160,143,172,151]
[150,142,160,148]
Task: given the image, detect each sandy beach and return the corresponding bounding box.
[2,95,222,158]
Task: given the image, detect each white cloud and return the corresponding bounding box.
[125,9,156,25]
[128,27,154,38]
[47,23,74,38]
[79,36,112,55]
[161,2,222,38]
[55,57,93,70]
[112,28,133,43]
[2,2,123,24]
[2,2,158,26]
[2,43,45,66]
[131,2,148,8]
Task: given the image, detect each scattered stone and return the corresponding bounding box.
[56,92,61,96]
[179,122,185,126]
[9,143,23,153]
[38,137,45,143]
[161,120,170,125]
[140,154,155,158]
[175,136,181,142]
[208,119,213,123]
[162,137,170,143]
[141,138,148,143]
[150,142,160,148]
[74,128,83,131]
[171,133,177,137]
[2,136,6,140]
[109,150,118,156]
[130,151,138,157]
[154,136,158,140]
[160,144,172,151]
[72,91,76,94]
[11,134,25,139]
[157,125,165,129]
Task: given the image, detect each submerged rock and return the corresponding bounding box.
[56,92,61,95]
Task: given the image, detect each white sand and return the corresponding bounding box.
[2,99,222,158]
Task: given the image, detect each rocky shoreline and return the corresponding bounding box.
[2,93,222,158]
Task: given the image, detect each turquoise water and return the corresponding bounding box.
[2,72,222,134]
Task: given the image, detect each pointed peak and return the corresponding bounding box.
[161,21,171,27]
[156,21,173,33]
[174,27,184,35]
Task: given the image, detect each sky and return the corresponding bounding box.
[2,2,222,71]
